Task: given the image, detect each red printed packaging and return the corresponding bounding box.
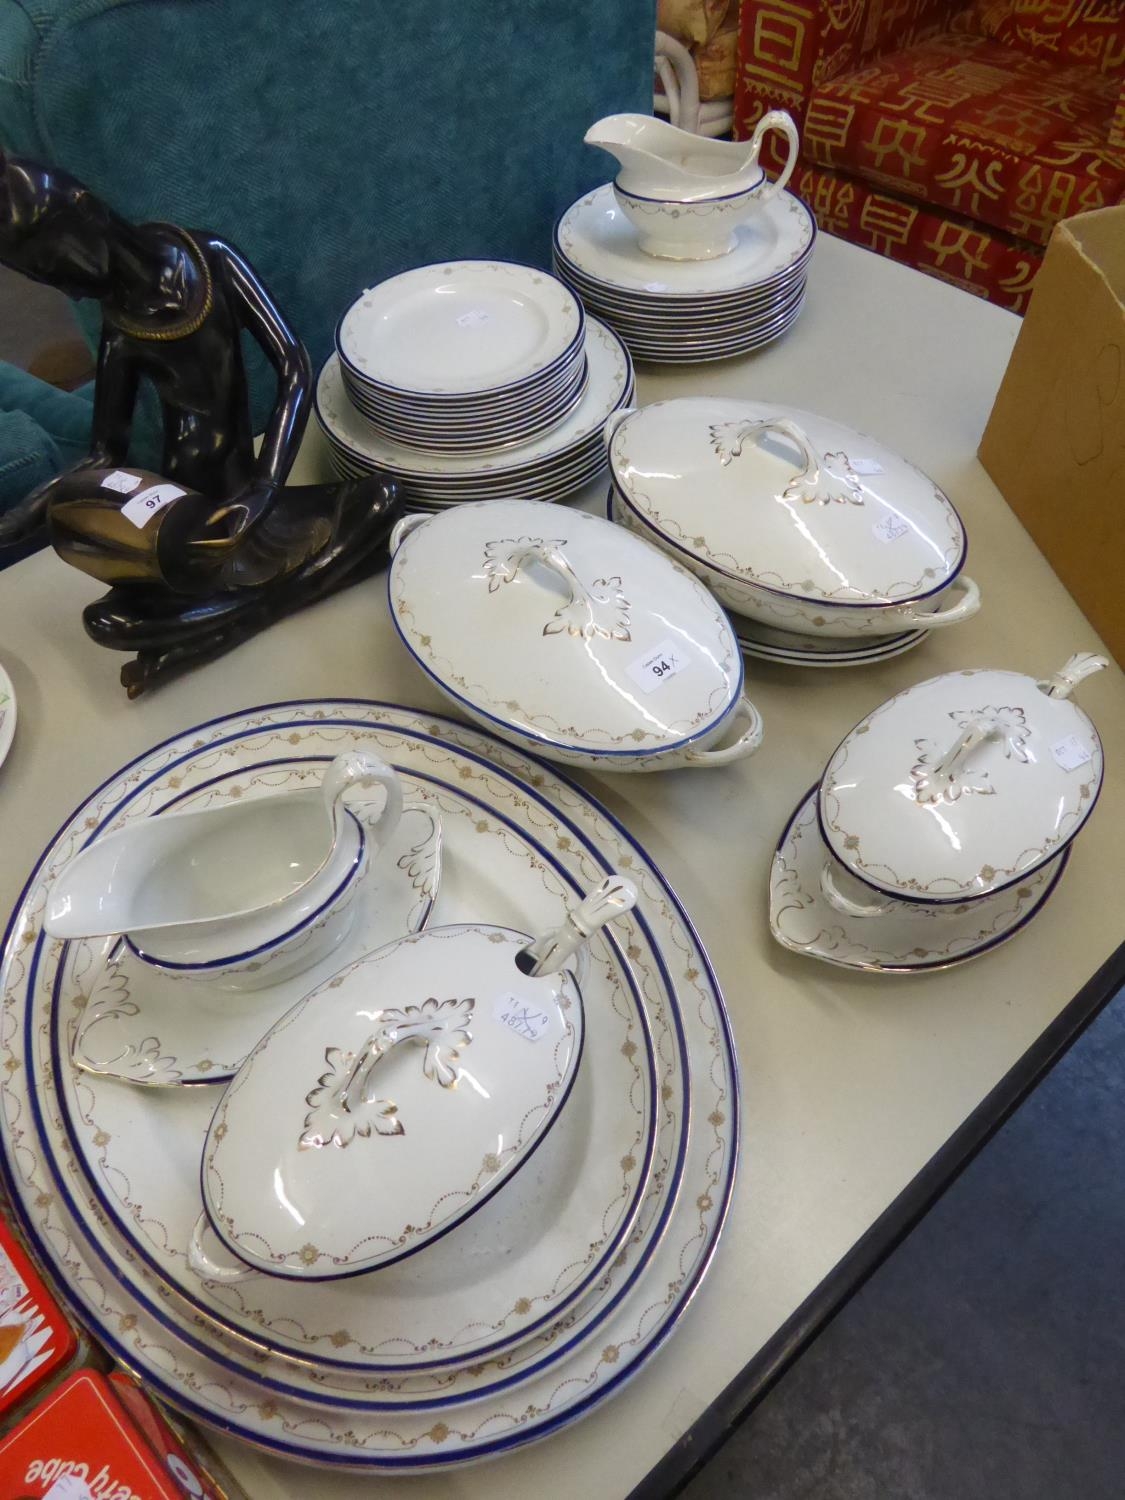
[0,1218,79,1420]
[0,1369,184,1498]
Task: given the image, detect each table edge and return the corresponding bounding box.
[630,938,1125,1500]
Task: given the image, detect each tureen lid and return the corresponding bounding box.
[388,499,744,758]
[201,879,635,1279]
[607,398,967,608]
[818,654,1107,902]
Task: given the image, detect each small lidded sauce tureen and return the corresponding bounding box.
[606,398,981,640]
[388,499,764,772]
[190,876,636,1282]
[817,654,1107,910]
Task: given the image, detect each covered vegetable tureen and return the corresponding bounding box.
[388,499,764,771]
[606,398,981,639]
[818,653,1107,907]
[192,877,636,1282]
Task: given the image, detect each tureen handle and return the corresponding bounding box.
[602,406,636,452]
[745,110,800,206]
[680,694,764,768]
[188,1213,256,1284]
[484,538,631,642]
[889,574,981,630]
[912,715,1010,805]
[710,416,865,507]
[819,858,896,919]
[389,512,431,556]
[1041,652,1108,699]
[518,875,638,978]
[321,752,403,851]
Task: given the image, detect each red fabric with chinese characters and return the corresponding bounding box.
[734,0,1125,303]
[804,32,1125,246]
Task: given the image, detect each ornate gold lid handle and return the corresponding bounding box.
[518,875,638,978]
[913,717,998,805]
[1041,652,1108,700]
[484,537,631,641]
[710,416,864,506]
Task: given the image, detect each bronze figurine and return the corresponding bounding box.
[0,152,400,694]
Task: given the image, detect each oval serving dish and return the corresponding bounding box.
[387,498,764,772]
[606,397,981,639]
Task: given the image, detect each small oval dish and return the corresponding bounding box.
[606,398,981,639]
[191,876,636,1282]
[818,653,1107,905]
[387,499,764,772]
[45,752,402,992]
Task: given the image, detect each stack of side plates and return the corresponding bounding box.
[552,183,816,364]
[317,316,634,510]
[336,261,587,453]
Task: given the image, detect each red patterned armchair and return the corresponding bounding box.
[734,0,1125,309]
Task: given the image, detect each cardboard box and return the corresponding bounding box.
[978,206,1125,667]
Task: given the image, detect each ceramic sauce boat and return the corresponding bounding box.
[585,110,799,260]
[44,752,403,991]
[188,874,637,1283]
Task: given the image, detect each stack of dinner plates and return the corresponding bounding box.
[552,183,816,363]
[316,315,634,510]
[335,261,588,453]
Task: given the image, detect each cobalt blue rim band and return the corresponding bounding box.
[125,810,366,974]
[1,700,733,1467]
[24,723,680,1394]
[613,172,763,205]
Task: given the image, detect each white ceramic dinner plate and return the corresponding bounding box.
[621,300,806,362]
[345,366,590,455]
[553,248,814,318]
[71,793,441,1085]
[555,183,815,297]
[343,347,587,421]
[316,318,632,478]
[1,702,736,1471]
[0,662,14,775]
[337,262,584,397]
[560,278,808,335]
[770,788,1072,972]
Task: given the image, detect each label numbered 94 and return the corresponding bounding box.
[626,638,691,694]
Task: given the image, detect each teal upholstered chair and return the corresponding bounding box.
[0,0,653,527]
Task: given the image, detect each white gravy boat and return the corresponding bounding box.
[45,751,403,990]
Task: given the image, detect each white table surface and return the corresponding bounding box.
[0,235,1121,1498]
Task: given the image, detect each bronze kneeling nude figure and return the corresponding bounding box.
[0,152,399,695]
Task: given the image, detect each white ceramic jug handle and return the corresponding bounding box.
[602,406,636,453]
[519,875,639,977]
[819,859,895,918]
[389,512,430,556]
[1042,652,1108,698]
[747,109,800,206]
[321,752,403,849]
[189,1212,255,1283]
[714,416,865,507]
[680,694,764,767]
[894,574,981,630]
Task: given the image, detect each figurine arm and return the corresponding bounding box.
[219,240,310,492]
[0,331,138,548]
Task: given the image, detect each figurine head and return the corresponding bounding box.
[0,152,117,298]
